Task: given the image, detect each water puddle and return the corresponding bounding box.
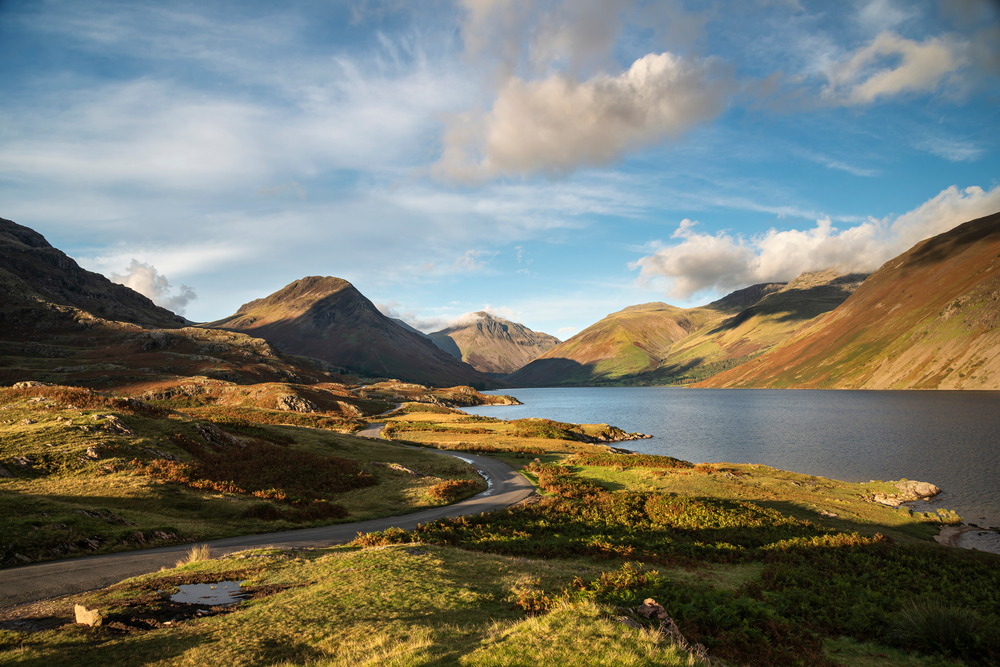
[170,580,246,606]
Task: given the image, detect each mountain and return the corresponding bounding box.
[633,271,867,385]
[204,276,500,388]
[698,211,1000,389]
[0,217,185,330]
[507,301,722,386]
[427,312,560,375]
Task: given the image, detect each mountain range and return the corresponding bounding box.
[1,211,998,390]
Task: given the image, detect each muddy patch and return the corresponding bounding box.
[0,569,292,635]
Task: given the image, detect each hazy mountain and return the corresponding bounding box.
[427,312,559,375]
[205,276,500,388]
[698,211,1000,389]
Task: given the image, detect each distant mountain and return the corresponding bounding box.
[0,217,185,330]
[698,211,1000,389]
[427,312,559,375]
[507,301,722,386]
[204,276,500,388]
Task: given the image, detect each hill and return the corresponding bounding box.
[204,277,500,388]
[428,312,559,375]
[698,211,1000,389]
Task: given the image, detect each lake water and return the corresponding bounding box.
[466,387,1000,536]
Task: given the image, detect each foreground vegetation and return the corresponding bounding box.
[2,383,998,666]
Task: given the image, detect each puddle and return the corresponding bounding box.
[170,580,246,606]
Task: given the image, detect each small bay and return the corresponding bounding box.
[467,387,1000,531]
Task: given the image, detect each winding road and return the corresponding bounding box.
[0,427,534,608]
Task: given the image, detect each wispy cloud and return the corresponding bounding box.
[916,137,985,162]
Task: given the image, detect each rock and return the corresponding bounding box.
[19,418,36,425]
[12,456,34,469]
[867,479,942,507]
[12,381,48,389]
[275,394,318,413]
[638,598,670,620]
[0,463,13,478]
[74,604,102,626]
[84,446,102,460]
[102,415,135,435]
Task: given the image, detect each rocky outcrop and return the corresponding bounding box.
[867,479,941,507]
[275,394,318,413]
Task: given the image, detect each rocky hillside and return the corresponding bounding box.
[699,211,1000,389]
[0,217,186,331]
[428,312,559,375]
[204,277,500,388]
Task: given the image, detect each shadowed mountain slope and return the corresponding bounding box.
[204,277,500,388]
[698,211,1000,389]
[428,312,560,375]
[0,217,185,330]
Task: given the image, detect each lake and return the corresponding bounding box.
[466,387,1000,536]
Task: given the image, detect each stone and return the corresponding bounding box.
[74,604,102,627]
[275,394,318,413]
[637,598,670,620]
[0,463,13,478]
[85,446,102,460]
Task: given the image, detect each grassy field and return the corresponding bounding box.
[2,389,998,666]
[0,386,485,567]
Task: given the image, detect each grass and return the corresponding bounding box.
[0,545,707,667]
[175,544,212,567]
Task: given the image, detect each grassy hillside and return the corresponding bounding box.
[633,271,867,385]
[700,211,1000,389]
[508,302,720,386]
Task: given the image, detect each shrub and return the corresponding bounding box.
[428,479,482,501]
[887,601,998,662]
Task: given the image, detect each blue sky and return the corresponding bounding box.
[1,0,998,339]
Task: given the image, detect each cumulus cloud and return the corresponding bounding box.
[434,52,733,182]
[109,259,197,315]
[822,31,965,105]
[631,183,1000,300]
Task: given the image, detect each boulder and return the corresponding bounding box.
[74,604,102,626]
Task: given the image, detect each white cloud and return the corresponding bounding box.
[108,259,197,315]
[433,52,733,182]
[558,326,577,337]
[631,183,1000,300]
[822,31,965,105]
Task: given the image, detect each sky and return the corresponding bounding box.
[1,0,998,340]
